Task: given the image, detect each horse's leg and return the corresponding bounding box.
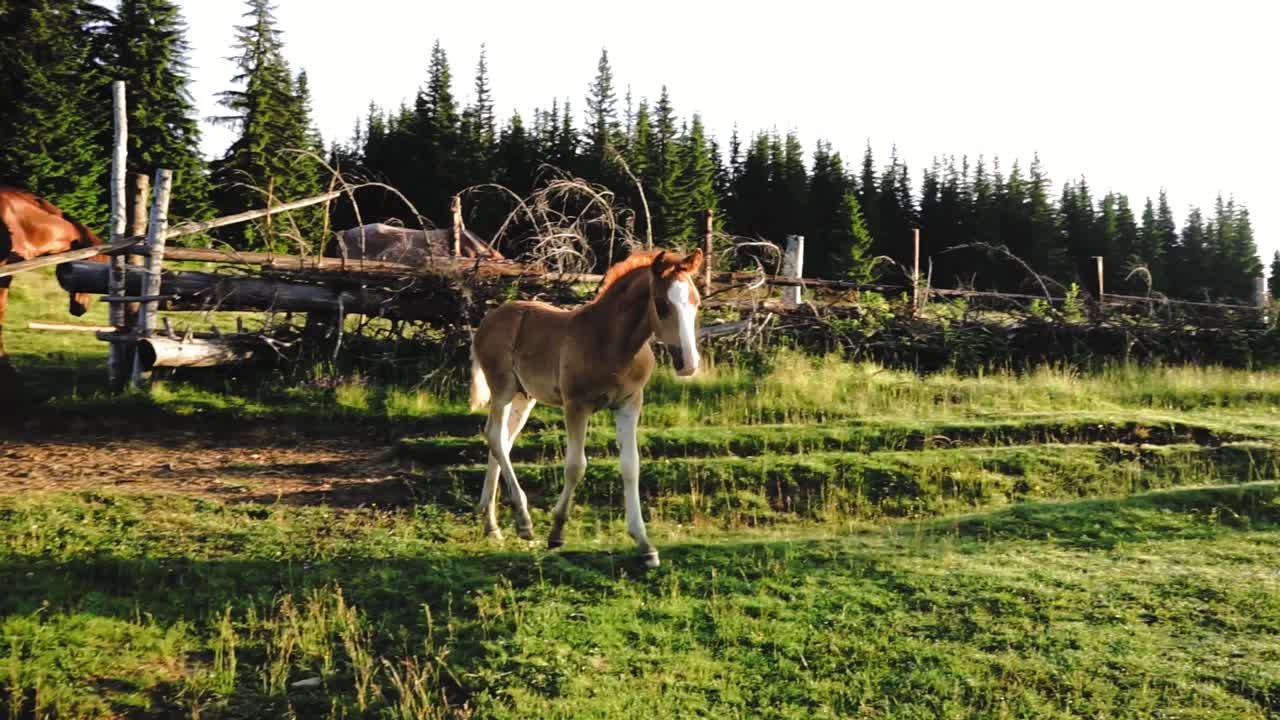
[0,281,11,374]
[548,405,589,549]
[478,392,536,538]
[484,389,536,540]
[616,393,658,568]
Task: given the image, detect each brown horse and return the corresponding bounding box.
[469,248,704,568]
[0,187,105,366]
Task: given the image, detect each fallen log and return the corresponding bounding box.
[134,336,259,370]
[56,261,462,322]
[162,247,540,279]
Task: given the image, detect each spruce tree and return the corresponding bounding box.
[1026,154,1064,279]
[0,1,112,227]
[676,115,717,241]
[1175,207,1208,299]
[858,142,880,246]
[211,0,319,249]
[1269,251,1280,301]
[109,0,211,220]
[646,87,683,241]
[583,48,620,179]
[458,44,497,188]
[807,140,849,278]
[834,191,875,284]
[1152,189,1176,289]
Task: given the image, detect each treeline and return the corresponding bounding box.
[1,1,1267,302]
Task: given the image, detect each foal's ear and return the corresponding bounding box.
[650,250,668,275]
[679,248,704,274]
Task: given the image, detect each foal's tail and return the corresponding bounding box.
[468,349,491,412]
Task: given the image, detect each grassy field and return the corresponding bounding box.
[3,269,1280,718]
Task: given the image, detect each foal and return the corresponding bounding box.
[469,248,703,568]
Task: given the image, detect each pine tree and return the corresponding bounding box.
[858,142,880,246]
[410,40,461,217]
[458,44,496,188]
[646,87,684,241]
[1175,207,1208,299]
[729,132,772,243]
[1026,154,1064,280]
[834,191,875,284]
[875,146,915,268]
[807,140,850,278]
[108,0,211,221]
[1269,251,1280,301]
[0,1,113,227]
[210,0,320,249]
[675,115,717,242]
[495,111,537,194]
[1152,189,1176,289]
[583,48,620,179]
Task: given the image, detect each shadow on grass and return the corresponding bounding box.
[939,480,1280,549]
[2,481,1278,715]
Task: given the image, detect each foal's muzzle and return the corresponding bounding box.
[667,344,700,377]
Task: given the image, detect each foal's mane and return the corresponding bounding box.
[594,249,666,300]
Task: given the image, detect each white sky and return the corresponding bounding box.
[174,0,1278,268]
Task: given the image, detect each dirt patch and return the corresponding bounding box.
[0,430,427,507]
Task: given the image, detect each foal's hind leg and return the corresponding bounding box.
[483,389,536,540]
[478,392,536,538]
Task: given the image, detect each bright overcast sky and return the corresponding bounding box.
[175,0,1278,267]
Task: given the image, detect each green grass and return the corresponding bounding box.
[6,266,1280,717]
[2,485,1279,718]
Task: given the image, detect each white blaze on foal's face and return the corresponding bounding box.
[664,277,701,376]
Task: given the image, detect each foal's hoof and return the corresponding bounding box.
[483,527,504,541]
[642,551,661,569]
[517,525,535,542]
[547,537,564,550]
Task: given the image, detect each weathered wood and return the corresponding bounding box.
[782,235,805,308]
[135,336,259,371]
[101,294,178,303]
[1093,255,1105,302]
[27,321,118,333]
[701,209,714,292]
[450,194,463,256]
[58,262,463,322]
[107,81,130,389]
[161,246,539,278]
[132,169,173,387]
[164,190,345,240]
[0,236,142,278]
[912,228,921,312]
[698,319,748,340]
[0,192,348,279]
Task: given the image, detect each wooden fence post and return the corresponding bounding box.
[107,81,129,391]
[451,194,463,256]
[126,172,150,316]
[912,228,921,313]
[1093,256,1105,303]
[131,169,173,388]
[700,209,714,292]
[782,235,805,308]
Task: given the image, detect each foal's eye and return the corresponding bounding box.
[655,299,671,318]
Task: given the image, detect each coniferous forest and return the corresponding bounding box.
[1,0,1266,302]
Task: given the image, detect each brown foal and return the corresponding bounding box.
[468,248,704,568]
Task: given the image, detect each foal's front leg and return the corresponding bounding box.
[616,394,659,568]
[548,405,589,549]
